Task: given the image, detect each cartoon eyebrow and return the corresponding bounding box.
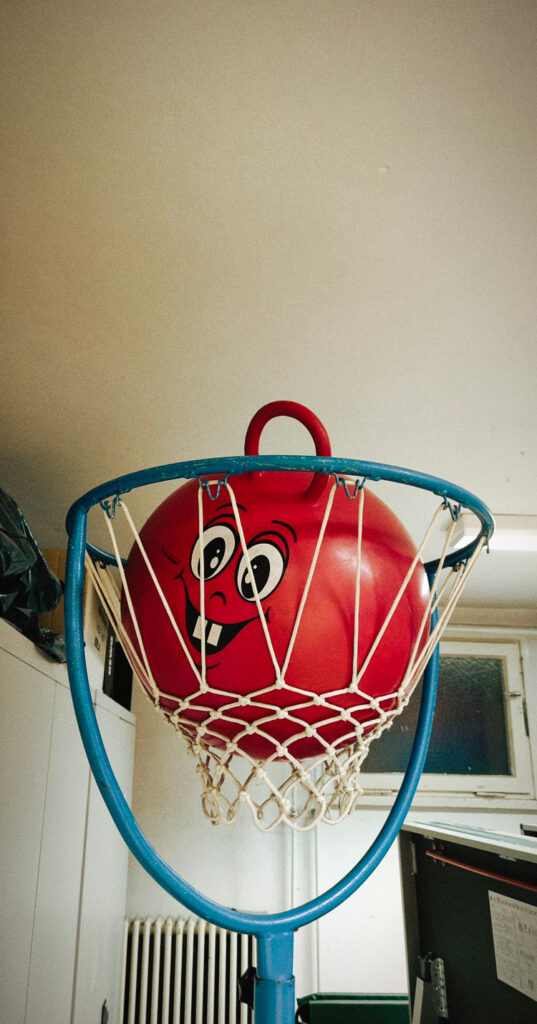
[272,520,297,543]
[247,529,291,566]
[216,501,247,514]
[204,511,241,529]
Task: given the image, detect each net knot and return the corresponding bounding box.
[201,789,221,821]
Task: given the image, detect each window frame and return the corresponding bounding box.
[358,628,536,809]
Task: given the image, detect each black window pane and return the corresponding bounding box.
[363,655,511,775]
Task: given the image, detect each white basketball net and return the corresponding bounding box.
[86,474,486,831]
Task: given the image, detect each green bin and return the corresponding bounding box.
[296,993,410,1023]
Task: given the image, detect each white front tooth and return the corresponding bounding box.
[193,616,204,640]
[207,623,222,647]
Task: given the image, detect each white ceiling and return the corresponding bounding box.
[1,1,536,611]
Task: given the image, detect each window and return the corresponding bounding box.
[360,636,535,806]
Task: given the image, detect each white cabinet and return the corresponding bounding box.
[72,697,135,1024]
[0,619,135,1024]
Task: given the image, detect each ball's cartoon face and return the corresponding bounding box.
[123,477,335,701]
[121,472,430,760]
[171,499,296,661]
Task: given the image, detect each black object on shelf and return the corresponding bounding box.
[102,625,133,711]
[0,488,65,661]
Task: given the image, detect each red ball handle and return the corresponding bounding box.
[244,400,332,457]
[244,401,331,503]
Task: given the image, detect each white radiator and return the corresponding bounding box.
[120,916,255,1024]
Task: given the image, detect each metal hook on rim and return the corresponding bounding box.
[100,495,122,519]
[335,475,366,499]
[199,474,231,501]
[442,499,461,522]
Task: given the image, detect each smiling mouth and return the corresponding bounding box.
[178,574,259,655]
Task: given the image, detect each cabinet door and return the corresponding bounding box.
[71,698,135,1024]
[0,647,55,1024]
[25,681,90,1024]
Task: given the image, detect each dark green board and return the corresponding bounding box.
[296,993,409,1023]
[399,825,537,1024]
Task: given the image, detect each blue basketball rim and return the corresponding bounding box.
[66,452,494,569]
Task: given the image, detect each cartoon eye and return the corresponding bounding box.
[236,541,286,602]
[190,524,238,581]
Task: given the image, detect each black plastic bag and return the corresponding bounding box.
[0,488,66,661]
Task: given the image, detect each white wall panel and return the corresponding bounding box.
[72,693,135,1024]
[25,681,90,1024]
[125,681,292,922]
[0,640,55,1024]
[0,620,135,1024]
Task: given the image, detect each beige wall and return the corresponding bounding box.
[2,3,536,584]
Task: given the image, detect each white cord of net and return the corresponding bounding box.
[215,481,282,681]
[197,478,339,687]
[427,533,486,646]
[86,482,488,829]
[84,554,159,700]
[197,485,207,684]
[98,477,338,709]
[351,499,446,697]
[84,555,123,653]
[96,483,480,722]
[352,485,365,682]
[85,552,119,621]
[102,512,161,702]
[193,729,378,831]
[382,521,486,711]
[391,510,459,706]
[396,533,487,707]
[94,477,386,752]
[117,501,204,690]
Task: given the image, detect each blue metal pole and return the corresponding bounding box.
[255,933,296,1023]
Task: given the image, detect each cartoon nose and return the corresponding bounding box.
[209,591,227,605]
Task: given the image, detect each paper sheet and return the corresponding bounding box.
[489,890,537,1003]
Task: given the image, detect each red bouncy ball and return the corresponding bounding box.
[121,402,430,760]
